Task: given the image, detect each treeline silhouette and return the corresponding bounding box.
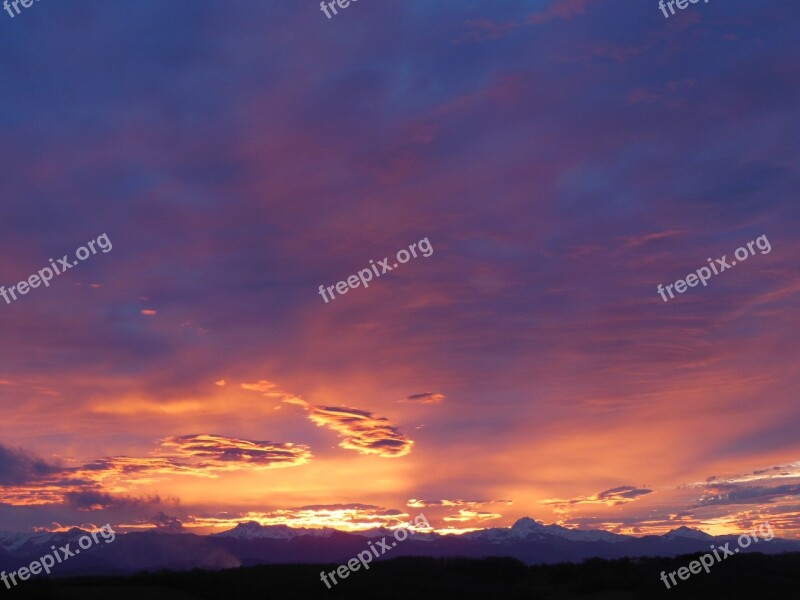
[11,552,800,599]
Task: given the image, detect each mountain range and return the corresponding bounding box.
[1,518,797,577]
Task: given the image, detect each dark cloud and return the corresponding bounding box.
[0,445,61,485]
[403,392,446,404]
[691,462,800,509]
[64,491,165,511]
[598,486,653,502]
[152,511,183,532]
[696,484,800,507]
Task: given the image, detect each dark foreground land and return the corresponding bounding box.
[7,553,800,599]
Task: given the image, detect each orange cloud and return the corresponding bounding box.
[185,503,410,532]
[542,485,653,510]
[407,498,512,508]
[240,380,280,394]
[160,434,311,471]
[241,380,414,458]
[0,433,311,507]
[303,404,413,457]
[443,508,502,522]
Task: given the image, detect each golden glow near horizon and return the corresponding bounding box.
[2,374,798,539]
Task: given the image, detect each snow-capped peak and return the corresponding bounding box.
[213,521,333,540]
[664,526,713,541]
[214,521,294,540]
[0,530,57,551]
[511,517,549,534]
[463,517,553,543]
[461,517,625,544]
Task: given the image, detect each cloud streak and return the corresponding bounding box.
[160,434,311,470]
[542,486,654,510]
[242,380,414,458]
[0,433,311,507]
[402,392,446,404]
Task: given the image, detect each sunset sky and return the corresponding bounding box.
[0,0,798,539]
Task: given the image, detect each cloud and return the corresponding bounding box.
[684,461,800,510]
[0,433,311,507]
[64,491,166,511]
[461,0,596,42]
[597,486,654,503]
[188,503,410,532]
[152,511,183,532]
[528,0,594,24]
[240,380,413,457]
[408,499,509,524]
[33,522,119,534]
[443,508,502,522]
[618,230,685,251]
[0,445,62,485]
[542,485,653,509]
[556,514,696,536]
[241,380,281,394]
[723,507,800,536]
[160,434,311,470]
[1,0,798,538]
[407,499,473,508]
[402,392,446,404]
[240,380,304,403]
[303,404,414,457]
[407,498,511,508]
[0,445,86,506]
[701,462,800,486]
[695,483,800,508]
[0,456,202,507]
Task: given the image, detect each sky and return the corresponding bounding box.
[0,0,798,538]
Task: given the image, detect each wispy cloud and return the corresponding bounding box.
[687,461,800,509]
[0,433,311,507]
[407,498,511,508]
[242,380,414,458]
[302,404,414,457]
[443,508,502,522]
[542,486,653,510]
[160,434,311,470]
[187,503,409,532]
[402,392,446,404]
